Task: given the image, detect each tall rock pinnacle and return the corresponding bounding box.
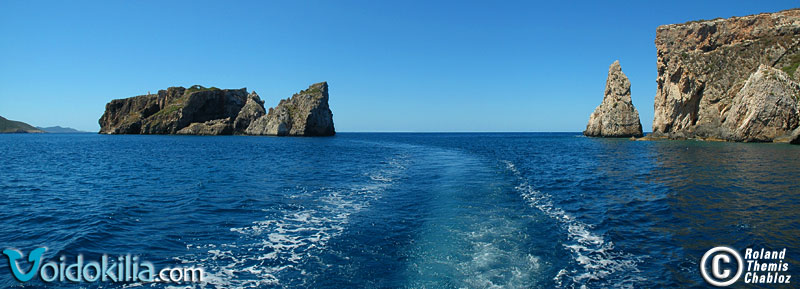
[584,60,644,138]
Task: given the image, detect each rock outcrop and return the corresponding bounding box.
[176,118,234,135]
[99,86,248,134]
[245,82,335,136]
[233,92,266,132]
[651,9,800,142]
[722,65,800,142]
[584,61,644,137]
[99,82,335,136]
[790,127,800,144]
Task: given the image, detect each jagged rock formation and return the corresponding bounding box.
[651,9,800,142]
[722,65,800,142]
[789,128,800,144]
[233,92,266,132]
[245,82,335,136]
[99,86,248,134]
[176,118,234,135]
[99,83,335,136]
[0,116,44,133]
[584,61,643,137]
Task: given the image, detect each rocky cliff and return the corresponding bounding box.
[584,61,644,137]
[245,82,335,136]
[722,65,800,142]
[99,82,334,136]
[652,9,800,142]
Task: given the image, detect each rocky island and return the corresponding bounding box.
[584,61,644,137]
[650,9,800,143]
[99,82,335,136]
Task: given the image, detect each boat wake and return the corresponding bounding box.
[174,155,409,289]
[504,161,644,289]
[403,150,546,289]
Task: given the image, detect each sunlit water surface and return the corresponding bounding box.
[0,133,798,288]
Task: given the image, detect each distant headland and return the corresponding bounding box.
[0,116,44,133]
[98,82,335,136]
[0,116,87,134]
[36,126,89,133]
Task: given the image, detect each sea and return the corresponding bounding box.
[0,132,798,288]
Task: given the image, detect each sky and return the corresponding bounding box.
[0,1,797,132]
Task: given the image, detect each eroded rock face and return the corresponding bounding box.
[244,106,289,136]
[584,61,643,137]
[245,82,335,136]
[99,83,334,136]
[722,65,800,142]
[233,92,266,132]
[99,86,247,135]
[177,118,233,135]
[652,9,800,141]
[791,128,800,144]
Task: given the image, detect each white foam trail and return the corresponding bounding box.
[504,161,644,289]
[404,150,545,289]
[459,226,543,289]
[170,155,409,289]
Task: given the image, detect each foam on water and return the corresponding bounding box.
[173,155,409,289]
[458,224,544,289]
[403,150,546,289]
[504,161,644,289]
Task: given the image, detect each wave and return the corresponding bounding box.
[172,155,409,289]
[504,161,644,289]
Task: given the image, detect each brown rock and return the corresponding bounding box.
[176,118,234,135]
[99,83,334,136]
[99,86,247,134]
[723,65,800,142]
[245,82,335,136]
[233,92,266,133]
[584,61,644,137]
[652,9,800,141]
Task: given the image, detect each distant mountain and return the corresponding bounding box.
[36,126,88,133]
[0,116,44,133]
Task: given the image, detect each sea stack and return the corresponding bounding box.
[99,82,335,136]
[584,61,644,137]
[652,9,800,142]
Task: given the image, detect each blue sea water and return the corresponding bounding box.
[0,132,798,288]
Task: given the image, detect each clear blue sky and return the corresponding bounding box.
[1,1,797,132]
